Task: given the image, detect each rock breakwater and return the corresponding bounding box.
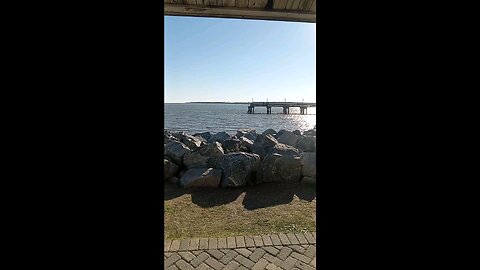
[164,127,316,188]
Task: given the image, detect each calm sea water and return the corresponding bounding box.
[164,103,316,135]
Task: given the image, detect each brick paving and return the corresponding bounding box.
[164,232,317,269]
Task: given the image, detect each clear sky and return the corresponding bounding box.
[165,16,316,103]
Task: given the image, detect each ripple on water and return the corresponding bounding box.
[165,103,316,134]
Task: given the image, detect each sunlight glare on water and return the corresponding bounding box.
[164,104,316,135]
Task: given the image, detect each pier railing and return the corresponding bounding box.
[247,102,316,114]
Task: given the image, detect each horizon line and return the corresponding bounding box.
[165,100,316,104]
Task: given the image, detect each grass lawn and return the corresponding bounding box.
[164,181,316,240]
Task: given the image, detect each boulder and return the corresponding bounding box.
[244,133,256,142]
[208,131,231,143]
[171,131,188,141]
[239,136,254,152]
[253,134,278,159]
[269,143,300,156]
[257,153,302,183]
[181,134,203,150]
[183,141,224,168]
[262,128,277,136]
[236,128,257,141]
[168,176,179,184]
[222,138,242,153]
[164,141,191,165]
[275,155,302,183]
[257,143,302,184]
[250,154,262,173]
[218,152,260,187]
[164,130,179,144]
[296,136,316,152]
[301,152,316,177]
[302,176,316,184]
[164,158,179,180]
[193,132,212,142]
[277,130,300,146]
[179,168,222,188]
[274,129,287,139]
[178,168,187,178]
[303,129,316,137]
[293,130,302,136]
[193,135,207,144]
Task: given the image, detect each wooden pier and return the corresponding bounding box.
[247,102,316,115]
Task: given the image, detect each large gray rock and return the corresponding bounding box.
[239,136,254,152]
[293,130,302,136]
[236,128,257,141]
[275,155,302,183]
[164,141,191,165]
[257,153,302,183]
[178,168,187,178]
[257,143,302,183]
[218,152,260,187]
[262,128,276,136]
[171,131,188,141]
[270,143,300,156]
[244,133,256,142]
[296,136,316,152]
[183,141,224,168]
[222,138,242,153]
[179,168,222,188]
[303,129,316,137]
[209,131,231,143]
[274,129,287,139]
[164,130,179,144]
[277,130,300,146]
[253,134,278,159]
[164,158,179,180]
[302,176,316,184]
[181,134,203,150]
[193,132,212,142]
[193,135,207,144]
[236,128,256,137]
[301,152,316,177]
[168,176,179,184]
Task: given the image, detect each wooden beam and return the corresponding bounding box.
[310,0,316,12]
[285,0,300,10]
[164,4,316,23]
[236,0,249,8]
[273,0,288,10]
[223,0,236,7]
[298,0,314,11]
[206,0,223,6]
[248,0,268,9]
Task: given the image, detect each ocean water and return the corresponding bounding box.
[164,103,316,135]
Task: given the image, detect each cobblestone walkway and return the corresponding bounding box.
[165,232,317,270]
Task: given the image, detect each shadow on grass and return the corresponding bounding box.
[191,188,245,208]
[164,181,316,210]
[242,182,316,210]
[164,182,245,207]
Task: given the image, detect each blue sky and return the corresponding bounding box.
[165,16,316,103]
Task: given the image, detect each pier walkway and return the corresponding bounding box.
[247,102,316,115]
